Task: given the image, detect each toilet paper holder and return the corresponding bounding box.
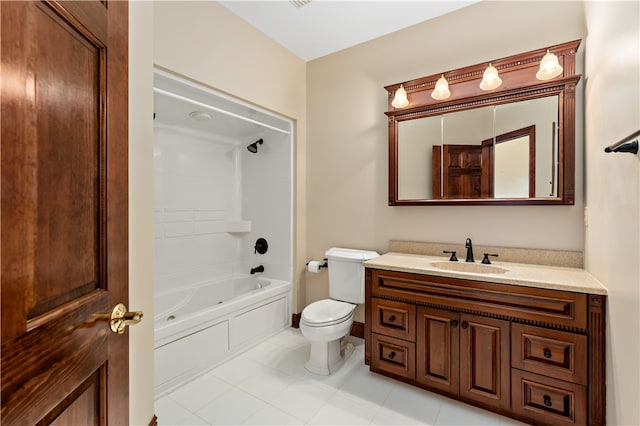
[306,258,328,270]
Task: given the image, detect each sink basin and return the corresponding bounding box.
[430,261,507,275]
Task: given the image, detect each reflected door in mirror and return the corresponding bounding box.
[432,145,487,198]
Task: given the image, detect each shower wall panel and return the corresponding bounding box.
[154,127,241,294]
[241,131,292,281]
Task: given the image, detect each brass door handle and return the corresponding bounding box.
[108,303,143,334]
[70,303,143,334]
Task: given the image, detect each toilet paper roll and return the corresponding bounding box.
[307,261,322,273]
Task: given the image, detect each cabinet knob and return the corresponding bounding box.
[543,395,552,407]
[451,319,458,328]
[388,351,396,360]
[388,315,396,323]
[461,321,468,329]
[543,348,552,359]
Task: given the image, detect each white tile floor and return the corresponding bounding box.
[155,328,527,426]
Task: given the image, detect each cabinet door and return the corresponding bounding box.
[459,314,510,410]
[416,307,459,395]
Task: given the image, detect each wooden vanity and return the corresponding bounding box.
[364,253,606,425]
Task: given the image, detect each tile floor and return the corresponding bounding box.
[155,328,527,426]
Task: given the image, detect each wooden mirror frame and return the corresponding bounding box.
[386,40,581,206]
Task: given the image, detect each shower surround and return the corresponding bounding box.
[152,70,293,396]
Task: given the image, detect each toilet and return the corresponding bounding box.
[300,247,379,375]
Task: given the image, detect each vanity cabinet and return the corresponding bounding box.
[365,267,606,425]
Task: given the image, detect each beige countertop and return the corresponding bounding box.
[365,252,608,295]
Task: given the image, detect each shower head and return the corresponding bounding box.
[247,138,264,153]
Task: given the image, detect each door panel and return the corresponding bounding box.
[459,314,510,410]
[416,307,459,394]
[29,0,103,319]
[442,145,483,198]
[1,1,129,424]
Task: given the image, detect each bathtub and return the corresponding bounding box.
[154,275,292,396]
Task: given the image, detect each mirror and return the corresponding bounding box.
[398,96,557,200]
[386,40,581,205]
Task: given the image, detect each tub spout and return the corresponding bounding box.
[250,265,264,274]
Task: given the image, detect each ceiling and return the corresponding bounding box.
[218,1,479,61]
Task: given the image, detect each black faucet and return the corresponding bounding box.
[465,238,474,263]
[250,265,264,275]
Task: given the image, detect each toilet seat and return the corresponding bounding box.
[301,299,354,327]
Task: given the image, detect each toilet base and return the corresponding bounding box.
[305,338,355,376]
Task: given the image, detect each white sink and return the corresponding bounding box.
[430,261,507,275]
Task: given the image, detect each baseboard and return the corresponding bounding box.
[292,312,301,328]
[148,414,158,426]
[350,321,364,339]
[291,313,364,339]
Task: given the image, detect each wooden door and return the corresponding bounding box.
[416,307,459,395]
[1,1,129,424]
[442,145,483,198]
[459,314,510,410]
[432,145,485,198]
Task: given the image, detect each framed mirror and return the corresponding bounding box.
[386,40,581,206]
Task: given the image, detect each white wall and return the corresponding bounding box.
[305,1,587,310]
[129,1,155,424]
[584,2,640,424]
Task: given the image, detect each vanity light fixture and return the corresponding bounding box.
[431,75,451,100]
[536,49,563,80]
[479,63,502,91]
[391,84,409,108]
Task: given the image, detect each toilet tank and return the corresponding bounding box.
[325,247,379,304]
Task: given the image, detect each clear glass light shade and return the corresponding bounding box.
[431,75,451,100]
[536,50,563,80]
[479,64,502,91]
[391,84,409,108]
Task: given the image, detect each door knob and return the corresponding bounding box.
[70,303,143,334]
[107,303,144,334]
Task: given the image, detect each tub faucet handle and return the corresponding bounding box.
[254,238,268,255]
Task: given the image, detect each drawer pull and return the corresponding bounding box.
[388,315,396,323]
[451,319,458,328]
[388,351,396,360]
[461,321,468,329]
[543,348,552,359]
[543,395,552,407]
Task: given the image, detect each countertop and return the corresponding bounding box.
[365,252,608,295]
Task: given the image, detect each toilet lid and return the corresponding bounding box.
[302,300,354,326]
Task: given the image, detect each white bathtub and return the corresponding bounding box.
[154,275,292,397]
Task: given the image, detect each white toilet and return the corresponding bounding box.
[300,247,379,375]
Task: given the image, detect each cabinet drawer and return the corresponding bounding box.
[371,298,416,341]
[512,369,587,425]
[512,324,587,385]
[371,333,415,379]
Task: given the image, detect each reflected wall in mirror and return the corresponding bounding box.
[387,40,581,205]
